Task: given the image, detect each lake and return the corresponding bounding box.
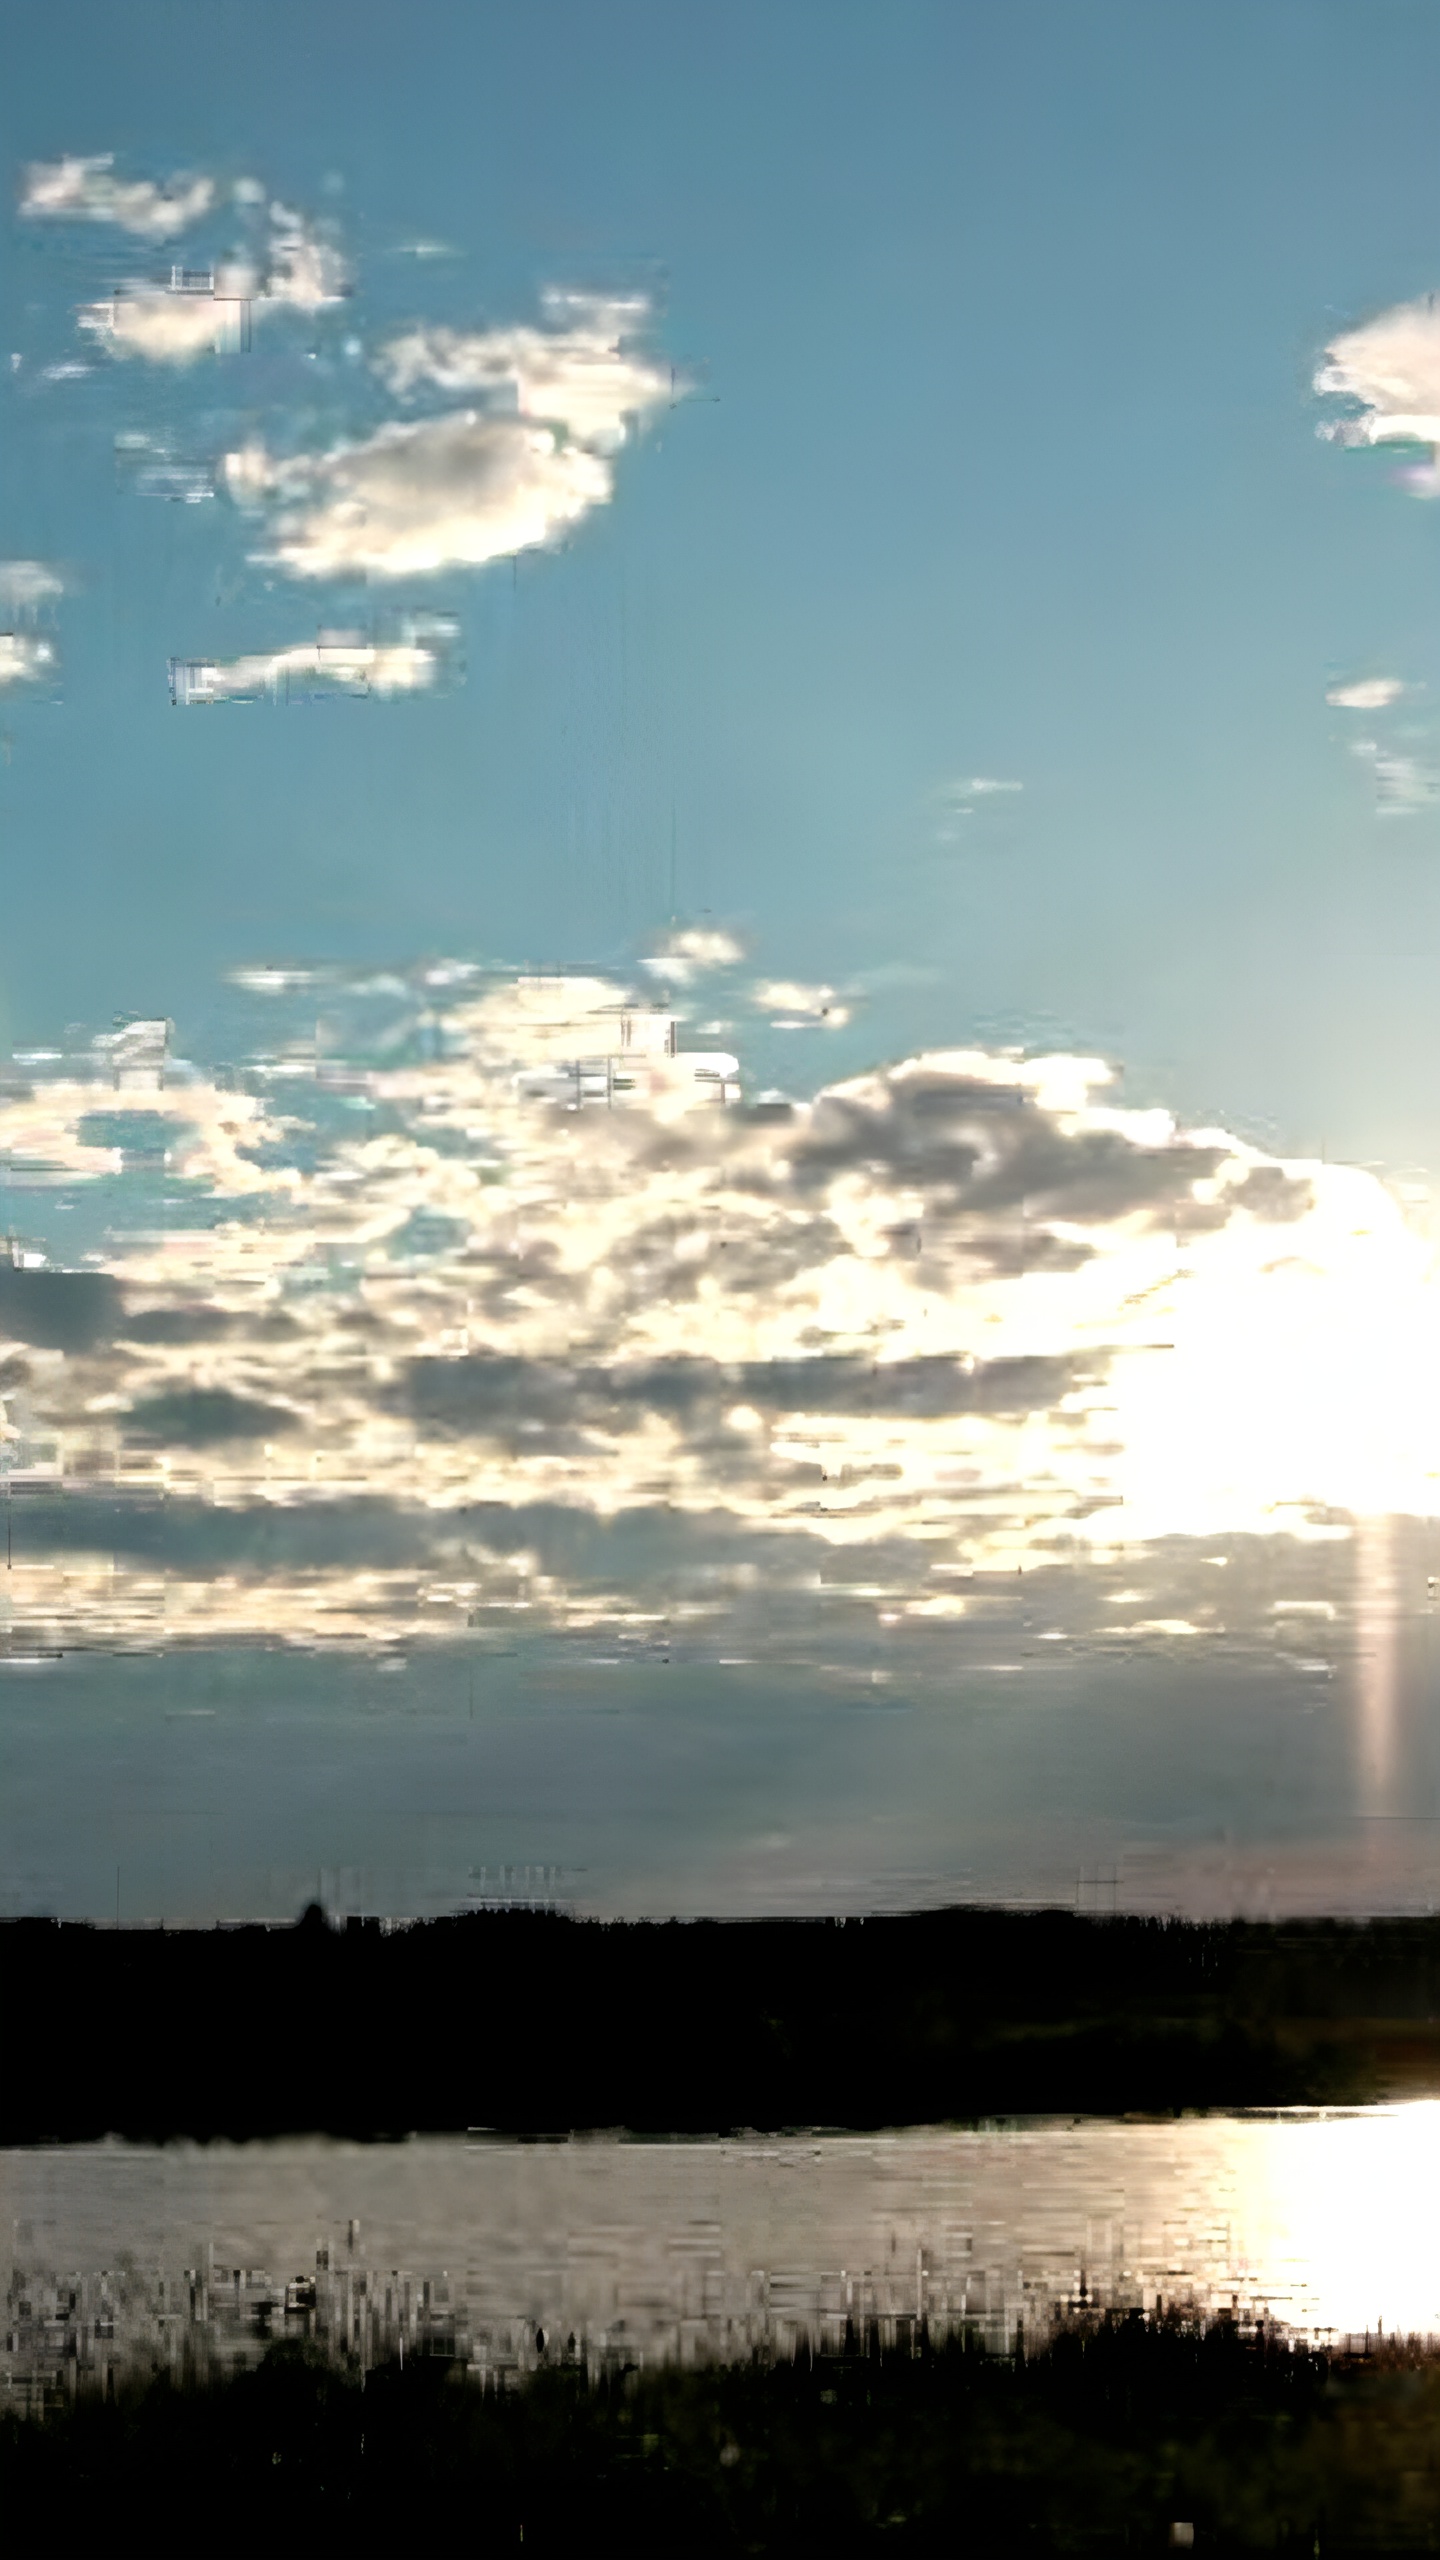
[9,2104,1440,2406]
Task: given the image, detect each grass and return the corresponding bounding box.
[9,2309,1440,2550]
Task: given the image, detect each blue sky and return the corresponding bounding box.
[6,0,1440,1156]
[9,2,1440,1917]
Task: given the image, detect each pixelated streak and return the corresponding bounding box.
[640,928,744,986]
[1349,737,1439,818]
[78,215,347,369]
[19,153,215,241]
[168,622,456,706]
[80,270,255,366]
[0,634,56,688]
[0,563,64,613]
[90,1020,171,1087]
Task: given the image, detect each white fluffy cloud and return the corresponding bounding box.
[221,290,676,578]
[20,153,214,240]
[169,623,454,704]
[376,291,674,449]
[1316,296,1440,487]
[0,634,55,686]
[1328,676,1405,711]
[223,411,615,579]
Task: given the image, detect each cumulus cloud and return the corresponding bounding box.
[0,562,63,612]
[219,289,676,577]
[168,620,455,705]
[222,410,615,579]
[20,153,215,240]
[1328,676,1406,711]
[0,634,55,687]
[1315,296,1440,489]
[0,963,1427,1659]
[375,291,675,449]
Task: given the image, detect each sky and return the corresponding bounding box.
[7,1,1440,1918]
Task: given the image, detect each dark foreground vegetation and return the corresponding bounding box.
[8,1902,1440,2138]
[9,2312,1440,2552]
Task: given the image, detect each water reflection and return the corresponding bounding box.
[9,2108,1440,2407]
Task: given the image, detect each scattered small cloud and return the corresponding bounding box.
[19,153,215,241]
[752,979,851,1027]
[934,776,1024,843]
[78,208,348,368]
[0,634,56,687]
[168,619,457,705]
[641,928,744,986]
[212,292,680,579]
[1328,676,1406,711]
[376,291,677,451]
[0,562,63,612]
[80,265,258,365]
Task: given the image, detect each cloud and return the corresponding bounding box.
[0,635,55,687]
[0,960,1428,1667]
[263,204,349,313]
[934,776,1024,843]
[752,980,851,1026]
[222,411,615,579]
[1327,676,1406,711]
[0,562,63,612]
[640,928,744,986]
[168,620,455,705]
[1315,296,1440,488]
[20,154,215,240]
[375,291,676,450]
[216,288,678,578]
[1350,737,1439,816]
[78,211,347,367]
[80,267,258,364]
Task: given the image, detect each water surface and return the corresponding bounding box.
[9,2105,1440,2404]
